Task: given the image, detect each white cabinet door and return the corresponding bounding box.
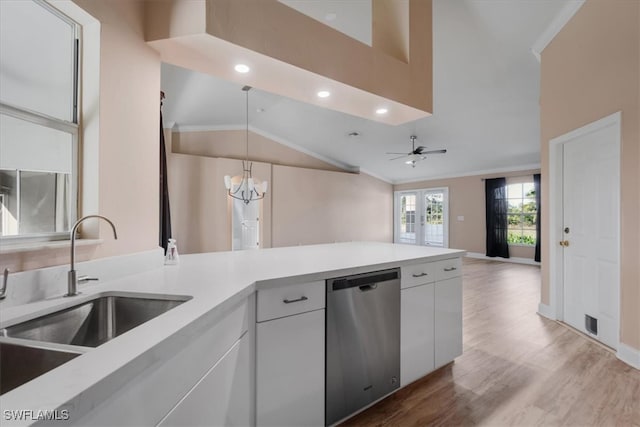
[400,283,435,386]
[158,333,252,427]
[256,309,325,427]
[434,277,463,368]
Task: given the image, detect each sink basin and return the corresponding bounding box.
[3,294,190,348]
[0,341,82,395]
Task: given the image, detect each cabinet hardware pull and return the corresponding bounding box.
[412,272,428,277]
[444,267,457,272]
[283,296,308,304]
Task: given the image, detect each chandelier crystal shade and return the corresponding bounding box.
[223,86,267,204]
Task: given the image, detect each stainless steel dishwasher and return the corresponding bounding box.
[325,268,401,425]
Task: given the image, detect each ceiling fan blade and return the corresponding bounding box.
[421,149,447,155]
[385,152,409,155]
[414,146,427,154]
[388,155,410,161]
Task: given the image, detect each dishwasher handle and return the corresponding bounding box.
[358,284,378,292]
[329,268,400,291]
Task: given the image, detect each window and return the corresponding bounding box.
[395,188,449,247]
[506,182,537,245]
[0,0,79,241]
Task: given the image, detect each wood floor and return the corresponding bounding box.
[342,258,640,426]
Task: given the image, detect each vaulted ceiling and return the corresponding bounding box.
[161,0,574,184]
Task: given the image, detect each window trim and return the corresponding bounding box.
[0,0,80,243]
[506,180,537,247]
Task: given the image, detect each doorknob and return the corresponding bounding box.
[559,240,570,247]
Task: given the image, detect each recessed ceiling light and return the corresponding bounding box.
[234,64,250,73]
[325,12,337,21]
[317,90,331,98]
[376,108,388,115]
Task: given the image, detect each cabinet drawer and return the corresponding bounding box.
[401,262,435,289]
[432,257,462,281]
[257,281,325,322]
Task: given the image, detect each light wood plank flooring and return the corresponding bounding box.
[343,258,640,426]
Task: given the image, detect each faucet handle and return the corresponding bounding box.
[78,275,99,283]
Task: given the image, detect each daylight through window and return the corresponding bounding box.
[0,0,79,241]
[506,182,537,245]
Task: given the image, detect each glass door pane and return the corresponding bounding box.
[424,191,444,247]
[399,193,417,244]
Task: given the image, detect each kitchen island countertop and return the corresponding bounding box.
[0,242,465,425]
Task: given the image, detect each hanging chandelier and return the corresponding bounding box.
[223,86,268,204]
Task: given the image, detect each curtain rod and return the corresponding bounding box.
[481,173,537,181]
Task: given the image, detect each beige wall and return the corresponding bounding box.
[172,130,344,172]
[168,130,392,253]
[540,0,639,349]
[395,170,540,259]
[272,165,393,247]
[168,153,272,254]
[1,0,161,272]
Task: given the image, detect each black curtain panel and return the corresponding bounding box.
[485,177,510,258]
[159,92,172,254]
[534,173,541,262]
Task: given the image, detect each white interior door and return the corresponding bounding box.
[395,188,448,248]
[562,119,620,349]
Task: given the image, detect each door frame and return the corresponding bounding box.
[393,187,449,248]
[547,111,621,348]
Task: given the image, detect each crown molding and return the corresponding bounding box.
[392,163,541,185]
[167,123,362,175]
[531,0,586,62]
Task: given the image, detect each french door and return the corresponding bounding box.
[394,188,449,248]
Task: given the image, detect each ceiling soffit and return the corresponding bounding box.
[144,0,432,125]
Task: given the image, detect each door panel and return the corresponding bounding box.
[562,121,619,349]
[395,189,448,248]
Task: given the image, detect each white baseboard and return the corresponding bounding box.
[617,342,640,370]
[465,252,541,266]
[537,303,556,320]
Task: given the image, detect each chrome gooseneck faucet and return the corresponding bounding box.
[67,215,118,297]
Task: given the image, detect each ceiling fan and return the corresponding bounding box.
[387,135,447,168]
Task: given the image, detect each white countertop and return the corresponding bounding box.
[0,242,464,424]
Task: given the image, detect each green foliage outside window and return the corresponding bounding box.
[507,183,537,246]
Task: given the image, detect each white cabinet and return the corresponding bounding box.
[256,309,325,427]
[73,299,251,427]
[400,282,435,386]
[435,277,463,368]
[158,333,251,427]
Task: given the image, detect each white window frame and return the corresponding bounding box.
[505,179,537,247]
[0,1,80,244]
[394,187,449,248]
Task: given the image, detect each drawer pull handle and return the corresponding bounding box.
[283,296,308,304]
[412,272,428,278]
[444,267,457,272]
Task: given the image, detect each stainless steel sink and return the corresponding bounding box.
[3,293,190,348]
[0,341,83,395]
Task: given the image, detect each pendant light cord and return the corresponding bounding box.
[243,86,252,167]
